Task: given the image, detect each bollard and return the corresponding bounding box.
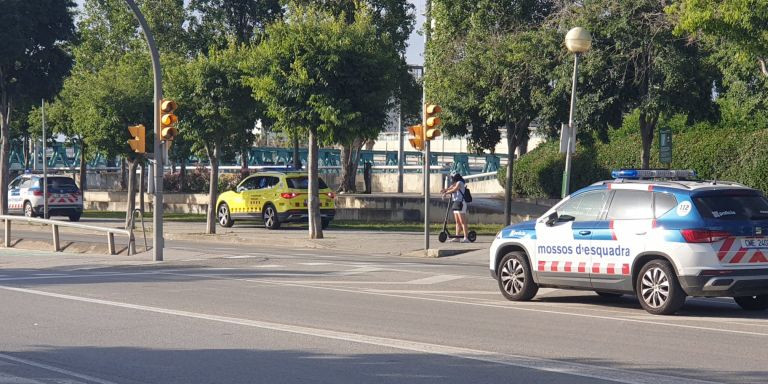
[107,232,115,255]
[52,225,60,252]
[4,219,10,247]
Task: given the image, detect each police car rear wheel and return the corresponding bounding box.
[23,202,34,218]
[636,260,686,315]
[734,295,768,311]
[497,252,538,301]
[217,203,234,227]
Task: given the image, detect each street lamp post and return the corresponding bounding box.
[561,27,592,198]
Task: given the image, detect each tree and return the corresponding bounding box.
[549,0,717,169]
[167,43,258,234]
[429,0,558,225]
[670,0,768,77]
[0,0,76,213]
[189,0,284,48]
[294,0,415,193]
[245,5,401,238]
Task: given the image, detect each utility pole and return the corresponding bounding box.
[42,100,48,219]
[125,0,163,261]
[423,0,432,252]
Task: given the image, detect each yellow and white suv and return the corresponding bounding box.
[216,171,336,229]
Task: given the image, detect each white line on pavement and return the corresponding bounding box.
[0,353,117,384]
[165,272,768,338]
[0,286,724,384]
[402,275,464,285]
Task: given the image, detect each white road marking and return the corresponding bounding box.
[0,272,157,282]
[164,272,768,338]
[251,265,283,268]
[334,266,381,276]
[403,275,463,285]
[299,262,331,266]
[0,286,724,384]
[0,353,117,384]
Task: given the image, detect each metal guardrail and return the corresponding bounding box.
[0,215,135,256]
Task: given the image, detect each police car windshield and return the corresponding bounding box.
[286,176,328,190]
[47,177,77,188]
[693,192,768,220]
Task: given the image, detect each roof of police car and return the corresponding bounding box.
[589,178,753,191]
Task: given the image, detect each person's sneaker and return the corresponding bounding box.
[460,238,470,243]
[449,238,460,243]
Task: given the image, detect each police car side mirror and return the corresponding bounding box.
[558,214,576,223]
[545,212,559,226]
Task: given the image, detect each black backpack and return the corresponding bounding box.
[461,186,473,203]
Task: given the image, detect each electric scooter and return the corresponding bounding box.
[437,197,477,243]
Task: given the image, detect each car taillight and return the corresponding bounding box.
[681,229,731,243]
[281,192,298,199]
[327,192,335,199]
[32,190,43,196]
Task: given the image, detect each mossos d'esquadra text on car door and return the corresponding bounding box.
[489,169,768,315]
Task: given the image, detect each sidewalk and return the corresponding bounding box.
[0,218,492,265]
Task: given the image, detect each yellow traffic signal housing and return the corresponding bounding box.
[127,124,146,153]
[424,103,442,140]
[159,99,179,142]
[408,124,425,151]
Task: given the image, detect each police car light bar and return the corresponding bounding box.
[611,169,697,180]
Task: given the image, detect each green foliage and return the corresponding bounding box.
[243,5,401,145]
[505,120,768,198]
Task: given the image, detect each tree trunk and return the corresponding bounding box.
[308,128,323,239]
[240,145,249,176]
[517,129,530,156]
[124,159,139,229]
[139,161,145,214]
[639,112,658,169]
[205,143,219,235]
[179,156,186,192]
[292,134,301,170]
[79,141,87,192]
[339,138,364,193]
[0,97,12,215]
[23,136,30,170]
[120,157,127,190]
[504,122,520,226]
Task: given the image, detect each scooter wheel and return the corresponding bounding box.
[438,232,448,243]
[468,231,477,242]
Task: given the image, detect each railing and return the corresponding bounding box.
[0,215,135,256]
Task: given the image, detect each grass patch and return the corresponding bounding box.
[83,211,503,234]
[331,220,502,235]
[83,210,206,222]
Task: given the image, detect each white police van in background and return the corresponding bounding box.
[490,169,768,315]
[8,174,83,221]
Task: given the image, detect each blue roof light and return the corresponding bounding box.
[611,169,697,179]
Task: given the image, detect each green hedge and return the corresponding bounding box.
[499,125,768,198]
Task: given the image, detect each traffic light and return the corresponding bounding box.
[160,99,179,143]
[127,124,146,153]
[408,124,425,151]
[424,104,442,140]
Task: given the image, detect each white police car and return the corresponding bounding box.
[490,169,768,315]
[8,174,83,221]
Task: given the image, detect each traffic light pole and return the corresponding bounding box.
[125,0,163,261]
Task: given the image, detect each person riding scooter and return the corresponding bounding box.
[441,173,470,243]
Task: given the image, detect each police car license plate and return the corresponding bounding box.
[741,238,768,248]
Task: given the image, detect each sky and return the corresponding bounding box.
[74,0,426,65]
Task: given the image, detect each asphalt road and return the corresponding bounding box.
[0,239,766,384]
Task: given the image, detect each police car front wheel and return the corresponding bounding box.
[636,260,686,315]
[497,252,538,301]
